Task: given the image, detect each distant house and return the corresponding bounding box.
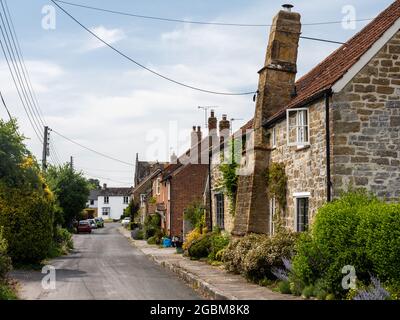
[86,189,100,217]
[98,184,133,220]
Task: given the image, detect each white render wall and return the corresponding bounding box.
[98,195,131,220]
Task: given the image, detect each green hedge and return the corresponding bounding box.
[0,186,54,264]
[143,214,161,239]
[0,228,11,279]
[291,190,400,297]
[187,231,230,261]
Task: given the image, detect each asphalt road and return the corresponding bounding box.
[12,223,201,300]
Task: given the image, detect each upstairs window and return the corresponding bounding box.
[287,108,310,146]
[140,194,146,207]
[104,196,109,204]
[123,196,129,204]
[155,178,161,195]
[271,127,277,148]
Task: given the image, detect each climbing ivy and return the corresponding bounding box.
[218,138,241,215]
[266,162,287,210]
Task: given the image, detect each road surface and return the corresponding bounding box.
[12,223,201,300]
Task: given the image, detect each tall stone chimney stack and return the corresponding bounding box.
[219,114,230,145]
[232,5,301,236]
[208,110,217,135]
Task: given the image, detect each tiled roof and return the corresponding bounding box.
[243,0,400,127]
[98,187,133,197]
[88,189,101,200]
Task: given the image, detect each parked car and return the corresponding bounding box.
[77,220,92,234]
[95,217,104,228]
[88,219,97,229]
[121,217,131,227]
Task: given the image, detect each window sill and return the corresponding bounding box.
[295,145,310,152]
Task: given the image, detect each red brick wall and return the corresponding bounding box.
[169,164,208,237]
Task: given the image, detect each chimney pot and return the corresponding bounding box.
[282,4,294,12]
[103,183,107,190]
[197,126,201,132]
[192,126,196,131]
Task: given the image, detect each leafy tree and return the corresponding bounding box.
[184,201,205,231]
[88,178,101,190]
[124,199,140,220]
[0,119,55,263]
[46,165,90,227]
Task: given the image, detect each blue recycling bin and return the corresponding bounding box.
[162,238,172,248]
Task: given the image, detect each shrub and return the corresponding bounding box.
[208,232,230,261]
[143,214,161,239]
[184,202,205,231]
[54,227,73,250]
[278,281,291,294]
[183,228,202,251]
[147,236,157,245]
[0,228,12,279]
[302,285,315,299]
[290,190,400,298]
[222,234,263,274]
[0,185,55,264]
[188,233,211,259]
[242,227,297,282]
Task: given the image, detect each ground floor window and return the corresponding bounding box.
[102,207,110,216]
[269,197,276,235]
[215,193,225,230]
[296,197,309,232]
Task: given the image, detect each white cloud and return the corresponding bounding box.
[84,25,126,51]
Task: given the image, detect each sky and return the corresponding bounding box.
[0,0,394,186]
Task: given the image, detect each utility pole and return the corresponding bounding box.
[42,126,49,171]
[70,156,74,171]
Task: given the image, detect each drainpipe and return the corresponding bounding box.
[208,148,213,231]
[325,90,332,202]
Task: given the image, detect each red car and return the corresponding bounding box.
[77,220,92,234]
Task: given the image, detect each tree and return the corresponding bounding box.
[0,119,55,263]
[124,199,140,220]
[88,178,101,190]
[46,165,90,227]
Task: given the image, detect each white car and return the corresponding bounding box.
[121,217,131,227]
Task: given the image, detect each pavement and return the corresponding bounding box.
[11,223,201,300]
[119,227,300,300]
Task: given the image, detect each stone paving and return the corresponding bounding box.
[119,227,300,300]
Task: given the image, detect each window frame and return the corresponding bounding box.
[155,178,161,195]
[215,193,225,230]
[271,127,277,149]
[104,196,109,204]
[286,108,310,147]
[123,196,129,204]
[294,193,310,232]
[140,194,146,207]
[102,207,110,216]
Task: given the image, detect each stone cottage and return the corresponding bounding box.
[222,1,400,236]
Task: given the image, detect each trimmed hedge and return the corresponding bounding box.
[0,185,55,264]
[186,231,230,261]
[291,190,400,297]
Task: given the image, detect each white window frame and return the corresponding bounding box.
[140,194,146,207]
[104,196,109,204]
[269,197,276,236]
[271,127,277,148]
[102,207,110,216]
[286,108,310,147]
[123,196,129,204]
[155,178,161,195]
[293,192,310,232]
[167,181,170,201]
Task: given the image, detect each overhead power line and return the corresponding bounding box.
[51,0,256,96]
[51,128,134,167]
[54,0,373,28]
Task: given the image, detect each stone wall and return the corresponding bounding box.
[268,99,328,230]
[331,31,400,200]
